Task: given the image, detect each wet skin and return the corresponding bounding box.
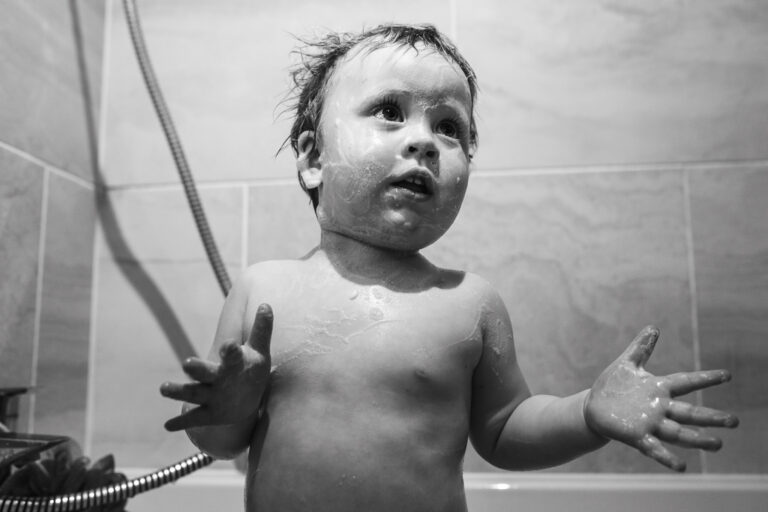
[299,43,473,253]
[238,254,492,512]
[160,44,738,512]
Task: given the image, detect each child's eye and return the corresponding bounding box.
[372,100,403,123]
[436,119,462,139]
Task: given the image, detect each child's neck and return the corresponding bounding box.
[318,229,429,283]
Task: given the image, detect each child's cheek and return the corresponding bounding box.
[320,163,375,222]
[329,119,387,168]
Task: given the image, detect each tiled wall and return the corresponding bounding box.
[91,0,768,475]
[0,0,105,446]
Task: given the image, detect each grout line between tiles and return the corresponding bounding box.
[28,169,50,433]
[472,159,768,178]
[101,159,768,193]
[83,0,112,453]
[84,209,104,456]
[682,169,703,375]
[108,178,296,192]
[450,0,458,44]
[242,185,249,270]
[0,140,97,191]
[96,0,114,177]
[49,165,97,191]
[682,168,707,473]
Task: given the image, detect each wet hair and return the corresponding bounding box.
[279,23,479,209]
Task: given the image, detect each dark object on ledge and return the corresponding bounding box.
[0,435,128,511]
[0,387,29,433]
[0,432,70,482]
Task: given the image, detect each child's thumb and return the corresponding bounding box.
[246,303,274,355]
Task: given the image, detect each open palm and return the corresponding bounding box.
[584,326,738,471]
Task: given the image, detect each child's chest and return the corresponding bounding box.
[252,281,484,401]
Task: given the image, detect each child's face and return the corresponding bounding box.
[307,43,472,252]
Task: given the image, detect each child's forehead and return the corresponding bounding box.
[341,41,455,75]
[330,42,471,101]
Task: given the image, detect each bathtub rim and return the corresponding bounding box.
[122,468,768,512]
[123,466,768,490]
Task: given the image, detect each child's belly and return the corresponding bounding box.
[246,392,470,512]
[244,307,481,512]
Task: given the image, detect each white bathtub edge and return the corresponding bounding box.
[124,467,768,490]
[463,471,768,491]
[122,468,768,512]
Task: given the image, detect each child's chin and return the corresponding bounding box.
[373,228,445,253]
[332,226,437,253]
[321,215,449,252]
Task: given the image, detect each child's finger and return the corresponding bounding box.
[219,341,244,367]
[164,406,213,432]
[667,400,739,428]
[621,326,660,368]
[182,357,218,383]
[637,434,686,472]
[656,418,722,451]
[667,369,731,397]
[246,303,273,356]
[160,381,211,405]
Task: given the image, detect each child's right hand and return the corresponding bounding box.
[160,304,273,432]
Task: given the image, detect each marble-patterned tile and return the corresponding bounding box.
[90,186,242,467]
[0,149,44,431]
[424,170,699,472]
[0,0,106,181]
[456,0,768,170]
[690,165,768,473]
[34,174,96,444]
[248,184,319,263]
[103,0,452,187]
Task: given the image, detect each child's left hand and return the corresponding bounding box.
[583,325,739,471]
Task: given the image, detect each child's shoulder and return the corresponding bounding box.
[454,268,494,291]
[449,268,511,317]
[429,262,493,290]
[430,265,505,305]
[242,257,306,272]
[230,258,317,314]
[239,257,311,285]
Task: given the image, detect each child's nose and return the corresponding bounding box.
[402,126,439,163]
[406,144,438,160]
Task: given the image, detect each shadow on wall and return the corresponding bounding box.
[70,0,198,364]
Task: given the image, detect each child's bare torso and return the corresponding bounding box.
[241,252,488,512]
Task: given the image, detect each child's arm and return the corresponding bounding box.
[159,270,272,459]
[469,286,737,471]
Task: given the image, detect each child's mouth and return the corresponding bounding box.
[390,175,433,197]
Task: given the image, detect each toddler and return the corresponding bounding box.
[160,24,737,512]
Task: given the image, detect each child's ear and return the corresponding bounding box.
[296,131,322,189]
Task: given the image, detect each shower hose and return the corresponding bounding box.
[0,0,230,509]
